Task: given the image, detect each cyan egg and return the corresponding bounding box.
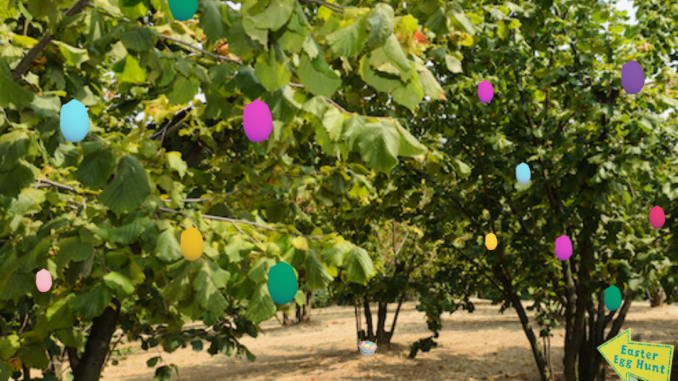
[516,162,531,184]
[60,100,90,142]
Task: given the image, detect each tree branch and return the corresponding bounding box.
[158,207,323,239]
[157,34,242,64]
[12,0,92,81]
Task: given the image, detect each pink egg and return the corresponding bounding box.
[478,80,494,103]
[555,235,573,261]
[36,269,52,292]
[649,206,665,229]
[243,99,273,143]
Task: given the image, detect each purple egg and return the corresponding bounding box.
[478,80,494,103]
[621,60,644,94]
[243,99,273,143]
[555,235,572,261]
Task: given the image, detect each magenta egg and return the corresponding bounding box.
[243,99,273,143]
[649,206,665,229]
[36,269,52,292]
[478,80,494,103]
[555,235,573,261]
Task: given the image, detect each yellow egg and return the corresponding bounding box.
[485,233,498,251]
[181,227,204,261]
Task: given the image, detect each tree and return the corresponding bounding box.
[0,0,457,379]
[403,0,678,380]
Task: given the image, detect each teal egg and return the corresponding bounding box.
[168,0,198,21]
[60,100,90,143]
[604,286,622,311]
[516,162,531,184]
[267,262,298,305]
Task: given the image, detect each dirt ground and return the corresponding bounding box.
[102,299,678,381]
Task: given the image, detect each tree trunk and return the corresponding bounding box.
[376,302,391,344]
[290,290,313,324]
[492,252,552,381]
[72,300,121,381]
[649,282,666,307]
[363,299,374,341]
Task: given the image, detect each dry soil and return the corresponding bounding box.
[101,299,678,381]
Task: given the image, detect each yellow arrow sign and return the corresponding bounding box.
[598,329,673,381]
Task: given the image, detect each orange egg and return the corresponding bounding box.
[181,227,204,261]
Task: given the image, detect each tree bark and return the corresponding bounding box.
[363,299,374,341]
[72,300,121,381]
[376,302,390,344]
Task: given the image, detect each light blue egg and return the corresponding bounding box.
[516,162,531,184]
[60,100,90,143]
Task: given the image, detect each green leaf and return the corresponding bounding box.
[116,55,147,84]
[445,54,463,73]
[120,0,148,19]
[293,290,304,306]
[297,54,342,98]
[199,0,230,41]
[418,66,445,100]
[321,106,345,142]
[246,284,276,323]
[18,343,48,369]
[254,52,291,92]
[156,228,183,262]
[104,271,136,297]
[0,60,34,109]
[326,16,369,57]
[55,327,84,348]
[75,147,115,188]
[265,201,288,222]
[46,295,75,330]
[192,261,229,314]
[0,131,30,172]
[69,283,113,319]
[100,155,151,215]
[154,366,173,381]
[168,75,199,105]
[370,35,414,81]
[392,75,424,112]
[120,28,155,52]
[248,257,275,283]
[57,237,94,267]
[351,119,400,173]
[109,217,149,244]
[344,246,373,284]
[396,121,427,157]
[0,162,36,198]
[165,151,188,178]
[321,240,353,267]
[0,335,19,360]
[11,35,38,48]
[359,55,401,93]
[454,158,472,178]
[53,41,89,67]
[160,262,198,303]
[245,0,294,31]
[366,4,394,47]
[497,21,508,40]
[305,251,333,288]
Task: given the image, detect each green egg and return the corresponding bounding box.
[604,286,622,311]
[267,261,297,305]
[168,0,198,21]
